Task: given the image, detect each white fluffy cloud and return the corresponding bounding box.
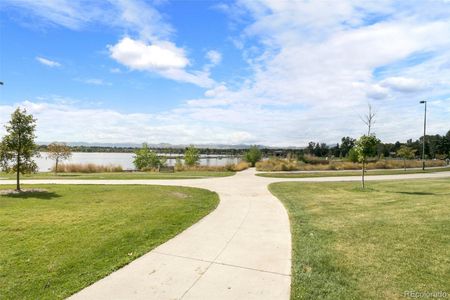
[36,56,61,67]
[108,37,214,87]
[109,37,188,70]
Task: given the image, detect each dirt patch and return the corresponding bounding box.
[170,192,191,199]
[0,188,49,196]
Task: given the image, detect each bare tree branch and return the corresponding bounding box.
[360,103,376,135]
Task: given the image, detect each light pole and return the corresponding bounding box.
[419,100,427,170]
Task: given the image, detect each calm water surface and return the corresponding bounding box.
[35,152,241,171]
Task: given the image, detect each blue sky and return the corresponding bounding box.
[0,0,449,146]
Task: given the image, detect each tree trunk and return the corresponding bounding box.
[404,158,406,171]
[55,158,59,175]
[361,159,365,189]
[16,153,21,191]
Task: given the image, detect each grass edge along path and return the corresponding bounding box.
[269,179,450,300]
[0,184,219,299]
[258,166,450,178]
[0,170,235,180]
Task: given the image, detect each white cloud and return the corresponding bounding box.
[109,37,214,87]
[110,0,173,42]
[206,50,222,65]
[1,0,92,29]
[381,77,426,93]
[0,100,258,144]
[366,84,389,99]
[109,37,188,70]
[36,56,61,67]
[1,0,171,41]
[204,85,228,97]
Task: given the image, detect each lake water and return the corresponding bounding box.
[35,152,242,172]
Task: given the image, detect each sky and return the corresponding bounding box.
[0,0,449,147]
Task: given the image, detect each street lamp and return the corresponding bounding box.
[419,100,427,170]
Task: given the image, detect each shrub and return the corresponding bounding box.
[184,146,200,166]
[133,143,166,170]
[244,146,262,167]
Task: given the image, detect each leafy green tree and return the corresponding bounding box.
[244,146,262,167]
[306,142,315,155]
[0,108,38,191]
[396,146,416,171]
[133,143,166,170]
[340,136,356,157]
[184,145,200,166]
[354,135,380,188]
[47,142,72,174]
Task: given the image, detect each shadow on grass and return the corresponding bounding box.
[393,191,437,196]
[2,191,61,200]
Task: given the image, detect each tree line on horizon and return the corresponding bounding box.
[304,131,450,160]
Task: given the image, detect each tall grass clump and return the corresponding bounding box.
[256,158,299,171]
[174,161,249,172]
[226,161,250,171]
[53,163,123,173]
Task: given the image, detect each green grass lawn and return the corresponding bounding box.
[258,166,450,178]
[270,179,450,300]
[0,170,235,180]
[0,185,219,299]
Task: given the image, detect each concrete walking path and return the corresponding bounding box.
[1,169,449,299]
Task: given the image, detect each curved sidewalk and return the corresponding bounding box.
[1,169,449,299]
[40,169,291,300]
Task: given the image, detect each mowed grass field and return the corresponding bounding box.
[0,185,219,299]
[269,179,450,300]
[258,166,450,178]
[0,170,235,180]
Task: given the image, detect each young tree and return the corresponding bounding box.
[133,143,166,170]
[47,142,72,174]
[354,135,380,188]
[184,145,200,166]
[244,146,262,167]
[0,108,38,191]
[396,146,416,171]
